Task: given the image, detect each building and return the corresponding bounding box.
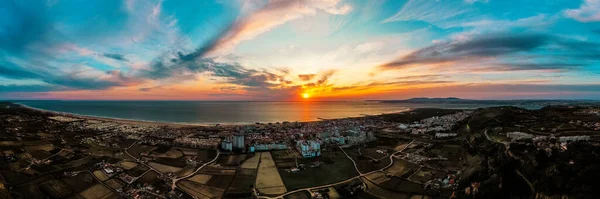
[435,133,457,138]
[506,132,534,140]
[233,134,244,149]
[532,136,547,142]
[221,140,233,151]
[559,136,590,142]
[297,140,321,158]
[252,143,289,151]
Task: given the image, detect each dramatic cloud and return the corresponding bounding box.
[205,0,352,55]
[1,0,600,100]
[298,74,316,81]
[564,0,600,22]
[380,33,599,72]
[0,84,62,93]
[102,53,129,62]
[0,1,54,55]
[0,63,43,80]
[0,62,138,90]
[381,0,476,28]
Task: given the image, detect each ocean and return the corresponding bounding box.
[17,100,519,124]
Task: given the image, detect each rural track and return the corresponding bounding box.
[257,140,415,199]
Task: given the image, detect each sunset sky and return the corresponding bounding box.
[1,0,599,100]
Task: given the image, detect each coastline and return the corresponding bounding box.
[15,102,412,128]
[16,103,216,128]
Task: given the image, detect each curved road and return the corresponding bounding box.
[258,140,415,199]
[484,129,535,199]
[170,150,220,191]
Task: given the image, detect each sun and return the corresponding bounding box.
[302,93,310,99]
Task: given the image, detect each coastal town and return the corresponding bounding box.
[1,102,600,199]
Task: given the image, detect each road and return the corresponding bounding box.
[257,140,416,199]
[170,150,220,191]
[483,128,535,199]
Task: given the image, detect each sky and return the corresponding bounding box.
[1,0,599,100]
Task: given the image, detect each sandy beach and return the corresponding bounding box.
[15,102,412,129]
[17,103,216,128]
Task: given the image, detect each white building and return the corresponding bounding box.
[297,140,321,158]
[506,132,534,140]
[233,134,244,149]
[559,136,590,142]
[220,141,233,151]
[435,133,457,138]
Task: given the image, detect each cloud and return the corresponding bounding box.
[102,53,129,62]
[381,0,475,28]
[396,74,449,80]
[365,83,600,100]
[204,0,353,55]
[0,84,63,93]
[564,0,600,22]
[381,33,548,68]
[298,74,316,81]
[0,61,139,90]
[0,63,43,80]
[142,54,289,92]
[380,33,599,72]
[0,0,55,56]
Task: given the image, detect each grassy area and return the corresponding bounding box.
[240,153,260,169]
[39,180,72,198]
[226,168,256,197]
[217,154,247,166]
[278,151,359,191]
[283,190,311,199]
[148,162,182,173]
[188,174,212,184]
[385,159,419,177]
[177,180,225,199]
[79,184,116,199]
[256,152,287,195]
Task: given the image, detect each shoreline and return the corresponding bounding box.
[15,103,412,128]
[17,103,217,128]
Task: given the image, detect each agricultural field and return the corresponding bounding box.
[240,153,260,169]
[92,170,109,181]
[62,172,97,193]
[177,180,225,199]
[79,184,117,199]
[344,146,392,173]
[188,174,212,184]
[225,168,257,197]
[137,170,160,184]
[271,149,301,168]
[125,164,150,177]
[126,144,157,158]
[361,177,410,199]
[256,152,287,195]
[365,171,391,184]
[150,148,183,158]
[105,178,126,190]
[278,151,359,191]
[206,174,236,190]
[117,161,138,169]
[385,159,419,178]
[217,154,247,166]
[408,167,440,183]
[148,162,182,173]
[39,180,72,198]
[175,166,195,177]
[379,177,425,194]
[283,190,311,199]
[196,149,219,162]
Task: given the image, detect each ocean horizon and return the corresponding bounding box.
[12,100,530,125]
